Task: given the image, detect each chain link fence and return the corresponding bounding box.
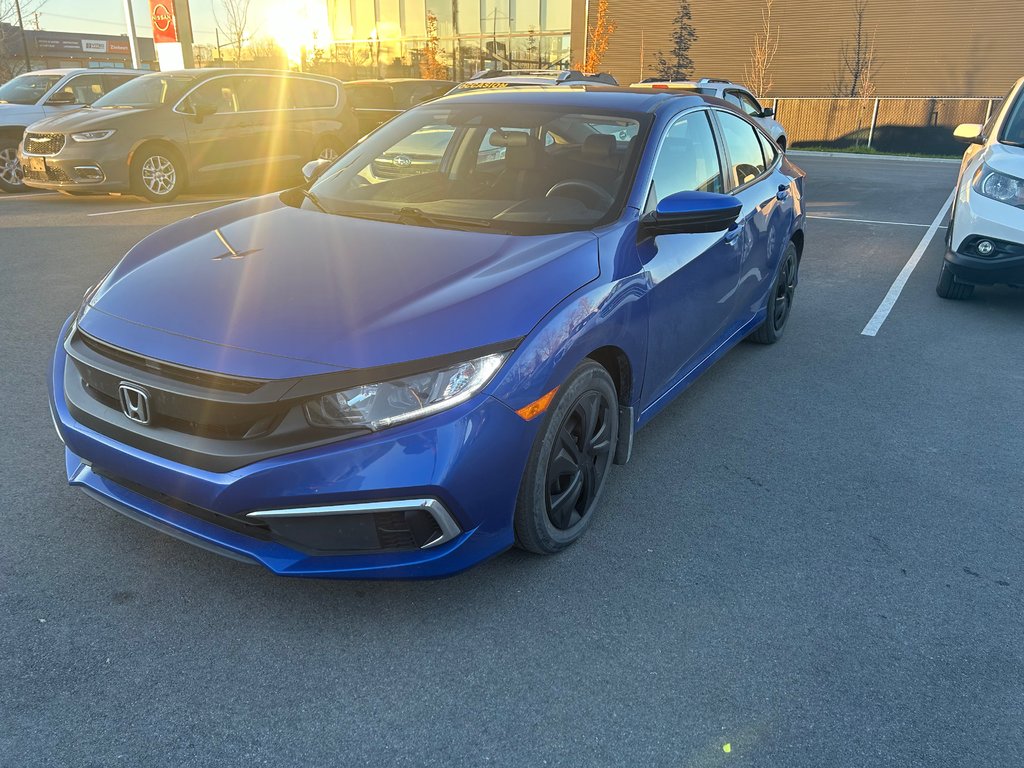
[772,97,1003,156]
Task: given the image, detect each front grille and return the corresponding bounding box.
[23,163,72,183]
[24,132,65,156]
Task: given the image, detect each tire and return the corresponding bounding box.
[750,241,799,344]
[0,139,26,193]
[131,146,185,202]
[314,137,344,162]
[514,361,619,555]
[936,262,974,300]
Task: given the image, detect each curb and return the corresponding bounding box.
[788,150,960,164]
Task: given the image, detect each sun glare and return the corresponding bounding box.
[266,1,335,67]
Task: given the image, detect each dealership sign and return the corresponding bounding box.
[150,1,179,44]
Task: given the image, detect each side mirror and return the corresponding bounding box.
[760,107,775,118]
[953,123,984,144]
[46,91,77,106]
[640,191,742,236]
[302,158,331,185]
[191,102,218,122]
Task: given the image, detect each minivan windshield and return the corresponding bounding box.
[306,102,646,234]
[92,74,195,108]
[0,74,62,105]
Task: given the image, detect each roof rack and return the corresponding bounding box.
[698,77,733,84]
[468,69,618,86]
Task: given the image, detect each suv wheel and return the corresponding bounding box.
[132,147,185,202]
[0,140,25,193]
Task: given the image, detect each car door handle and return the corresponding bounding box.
[776,184,790,201]
[724,223,743,243]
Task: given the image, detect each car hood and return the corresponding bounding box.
[80,195,599,378]
[27,106,148,132]
[986,141,1024,176]
[0,103,44,125]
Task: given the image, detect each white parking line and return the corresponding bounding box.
[0,192,60,201]
[860,190,956,337]
[808,214,946,229]
[86,198,243,217]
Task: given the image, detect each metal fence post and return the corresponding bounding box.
[866,98,880,148]
[773,97,778,114]
[985,99,993,124]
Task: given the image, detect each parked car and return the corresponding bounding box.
[940,76,1024,298]
[448,69,618,93]
[20,68,359,201]
[632,78,787,149]
[344,78,455,136]
[0,67,146,193]
[50,86,806,579]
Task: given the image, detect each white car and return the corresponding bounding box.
[631,78,787,149]
[0,68,146,193]
[941,76,1024,299]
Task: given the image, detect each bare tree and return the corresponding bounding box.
[214,0,252,67]
[1,0,47,79]
[831,0,880,97]
[744,0,779,98]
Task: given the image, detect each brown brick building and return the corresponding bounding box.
[570,0,1024,97]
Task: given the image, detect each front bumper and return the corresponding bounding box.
[947,185,1024,285]
[50,318,535,578]
[19,142,131,192]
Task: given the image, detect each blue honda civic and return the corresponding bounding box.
[50,87,806,578]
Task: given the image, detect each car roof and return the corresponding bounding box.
[345,78,454,86]
[153,68,339,80]
[435,84,706,113]
[18,68,149,77]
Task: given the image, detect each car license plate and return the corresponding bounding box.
[26,156,46,174]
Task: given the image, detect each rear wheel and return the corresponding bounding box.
[514,361,619,555]
[131,146,185,202]
[0,140,25,193]
[750,242,798,344]
[936,262,974,300]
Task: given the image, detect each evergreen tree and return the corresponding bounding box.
[654,0,696,80]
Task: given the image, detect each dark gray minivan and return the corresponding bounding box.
[19,68,359,200]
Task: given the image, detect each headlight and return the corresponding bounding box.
[304,351,508,431]
[71,129,116,142]
[974,164,1024,207]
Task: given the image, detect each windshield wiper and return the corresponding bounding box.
[394,206,493,230]
[300,189,329,213]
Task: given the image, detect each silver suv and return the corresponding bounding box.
[0,68,147,192]
[632,77,787,149]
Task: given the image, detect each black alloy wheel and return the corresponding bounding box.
[751,242,798,344]
[514,361,619,554]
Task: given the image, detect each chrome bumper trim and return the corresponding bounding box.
[245,497,461,549]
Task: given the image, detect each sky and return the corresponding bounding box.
[32,0,280,46]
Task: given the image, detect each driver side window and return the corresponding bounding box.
[649,111,724,206]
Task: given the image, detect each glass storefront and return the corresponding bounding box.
[321,0,572,80]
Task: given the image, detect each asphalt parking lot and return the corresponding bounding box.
[2,154,1023,767]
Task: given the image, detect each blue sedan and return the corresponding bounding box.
[50,87,806,578]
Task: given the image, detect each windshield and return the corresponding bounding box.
[306,103,646,234]
[999,86,1024,146]
[92,74,195,108]
[0,74,62,105]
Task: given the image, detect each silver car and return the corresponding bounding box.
[0,68,147,192]
[631,77,788,150]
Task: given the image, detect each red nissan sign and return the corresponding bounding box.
[149,0,178,44]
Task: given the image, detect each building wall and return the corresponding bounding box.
[574,0,1024,97]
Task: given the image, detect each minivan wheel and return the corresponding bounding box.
[750,242,798,344]
[936,262,974,300]
[514,361,619,555]
[0,141,25,193]
[315,138,343,162]
[132,147,184,202]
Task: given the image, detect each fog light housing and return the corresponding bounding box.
[976,239,995,256]
[73,165,104,181]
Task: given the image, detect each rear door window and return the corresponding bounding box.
[346,84,393,110]
[716,110,767,188]
[188,78,242,113]
[293,79,339,109]
[726,90,763,117]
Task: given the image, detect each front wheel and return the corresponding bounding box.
[0,140,26,193]
[131,147,185,202]
[750,242,798,344]
[514,361,619,555]
[936,262,974,300]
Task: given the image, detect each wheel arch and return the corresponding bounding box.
[587,345,633,406]
[790,228,804,261]
[127,138,189,174]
